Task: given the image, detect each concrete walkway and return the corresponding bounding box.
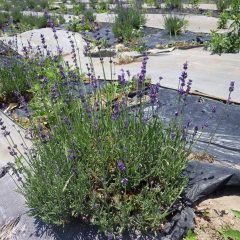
[1,28,239,102]
[96,13,225,33]
[0,111,30,168]
[97,47,239,103]
[21,11,225,33]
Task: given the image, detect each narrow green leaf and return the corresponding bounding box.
[219,228,240,240]
[232,210,240,220]
[185,229,197,240]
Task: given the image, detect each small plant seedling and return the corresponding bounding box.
[219,228,240,240]
[218,210,240,240]
[185,229,197,240]
[232,210,240,219]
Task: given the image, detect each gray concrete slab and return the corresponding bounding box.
[96,13,228,33]
[1,28,239,102]
[183,3,217,10]
[88,47,240,103]
[21,11,226,33]
[0,112,30,168]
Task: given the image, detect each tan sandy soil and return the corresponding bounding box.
[193,189,240,240]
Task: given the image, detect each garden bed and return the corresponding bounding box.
[0,86,240,239]
[109,6,221,18]
[0,3,239,238]
[83,22,211,50]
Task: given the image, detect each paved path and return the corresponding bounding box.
[0,111,31,168]
[21,11,226,33]
[96,13,226,33]
[1,28,239,102]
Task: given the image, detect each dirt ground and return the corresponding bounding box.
[193,188,240,240]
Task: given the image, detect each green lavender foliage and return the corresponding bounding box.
[11,54,192,237]
[112,5,146,42]
[164,15,188,36]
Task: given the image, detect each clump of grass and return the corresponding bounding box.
[25,0,37,9]
[12,8,23,23]
[9,11,64,34]
[89,0,98,9]
[2,28,203,237]
[0,62,30,99]
[215,0,232,12]
[144,0,161,8]
[207,0,240,53]
[18,57,192,236]
[112,5,146,42]
[73,3,86,15]
[188,0,200,9]
[67,10,96,32]
[164,15,188,36]
[165,0,183,9]
[38,0,49,10]
[0,12,10,28]
[97,1,109,13]
[218,11,229,29]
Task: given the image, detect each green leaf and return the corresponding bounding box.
[185,229,197,240]
[232,210,240,220]
[219,228,240,240]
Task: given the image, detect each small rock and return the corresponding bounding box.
[85,47,115,58]
[155,43,163,49]
[49,4,61,10]
[115,44,130,52]
[116,51,143,65]
[3,103,19,113]
[147,47,175,55]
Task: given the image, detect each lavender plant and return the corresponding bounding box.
[2,22,234,238]
[0,62,30,100]
[164,15,188,37]
[207,0,240,53]
[4,55,193,237]
[112,4,146,42]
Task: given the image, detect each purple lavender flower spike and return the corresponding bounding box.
[126,70,130,78]
[118,69,126,85]
[68,149,77,160]
[183,61,188,70]
[178,62,189,95]
[193,126,198,137]
[112,102,120,121]
[229,81,235,92]
[91,75,98,89]
[212,105,217,113]
[149,84,160,104]
[117,161,126,172]
[121,178,128,185]
[227,81,235,104]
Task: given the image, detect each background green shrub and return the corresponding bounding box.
[164,15,188,36]
[19,57,191,235]
[207,0,240,53]
[112,5,146,42]
[97,1,109,13]
[215,0,232,12]
[72,3,86,15]
[0,62,30,98]
[0,12,10,28]
[188,0,200,9]
[165,0,183,9]
[218,11,229,29]
[144,0,161,8]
